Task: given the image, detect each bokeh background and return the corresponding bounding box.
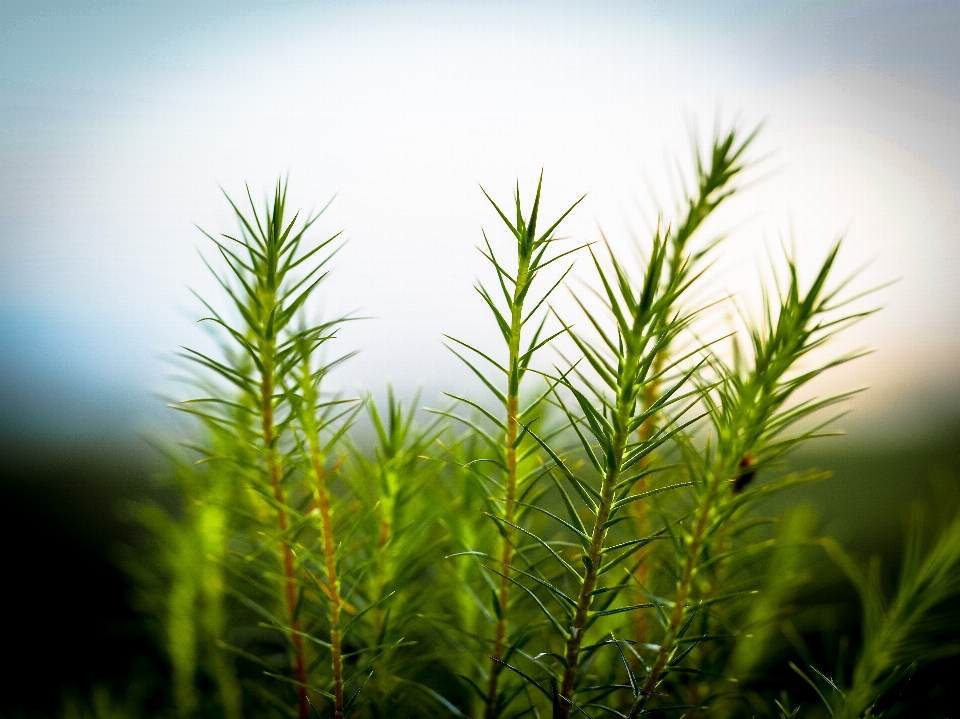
[1,0,959,712]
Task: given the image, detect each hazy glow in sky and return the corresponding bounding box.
[2,1,959,436]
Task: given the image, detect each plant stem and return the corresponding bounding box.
[484,265,526,719]
[628,155,727,662]
[630,366,661,646]
[261,370,310,719]
[374,504,391,638]
[558,435,626,716]
[558,337,642,716]
[628,473,723,718]
[309,441,345,719]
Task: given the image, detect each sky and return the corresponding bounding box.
[1,0,959,441]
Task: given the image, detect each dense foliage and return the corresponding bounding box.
[115,127,960,719]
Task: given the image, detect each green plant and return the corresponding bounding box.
[172,180,361,718]
[626,238,870,717]
[438,175,585,718]
[793,496,960,719]
[121,126,960,719]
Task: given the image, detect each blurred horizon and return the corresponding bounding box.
[2,0,960,446]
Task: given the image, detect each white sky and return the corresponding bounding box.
[1,1,959,437]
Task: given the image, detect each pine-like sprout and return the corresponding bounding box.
[438,174,585,718]
[365,387,445,566]
[628,124,760,645]
[526,228,707,717]
[358,389,447,647]
[627,240,876,717]
[666,123,762,281]
[177,179,351,718]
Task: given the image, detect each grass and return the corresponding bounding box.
[47,126,960,718]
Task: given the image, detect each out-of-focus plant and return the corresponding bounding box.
[793,497,960,719]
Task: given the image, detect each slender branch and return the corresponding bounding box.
[466,179,582,718]
[558,428,628,716]
[630,363,662,645]
[559,334,644,716]
[309,442,344,719]
[628,472,723,718]
[627,126,752,655]
[484,266,525,719]
[374,501,391,638]
[261,369,310,719]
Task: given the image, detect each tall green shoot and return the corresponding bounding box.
[180,179,346,717]
[628,242,874,716]
[628,125,759,642]
[442,175,584,718]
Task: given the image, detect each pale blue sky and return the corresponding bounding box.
[2,0,958,438]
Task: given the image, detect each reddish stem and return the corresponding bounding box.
[310,447,345,719]
[262,374,310,719]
